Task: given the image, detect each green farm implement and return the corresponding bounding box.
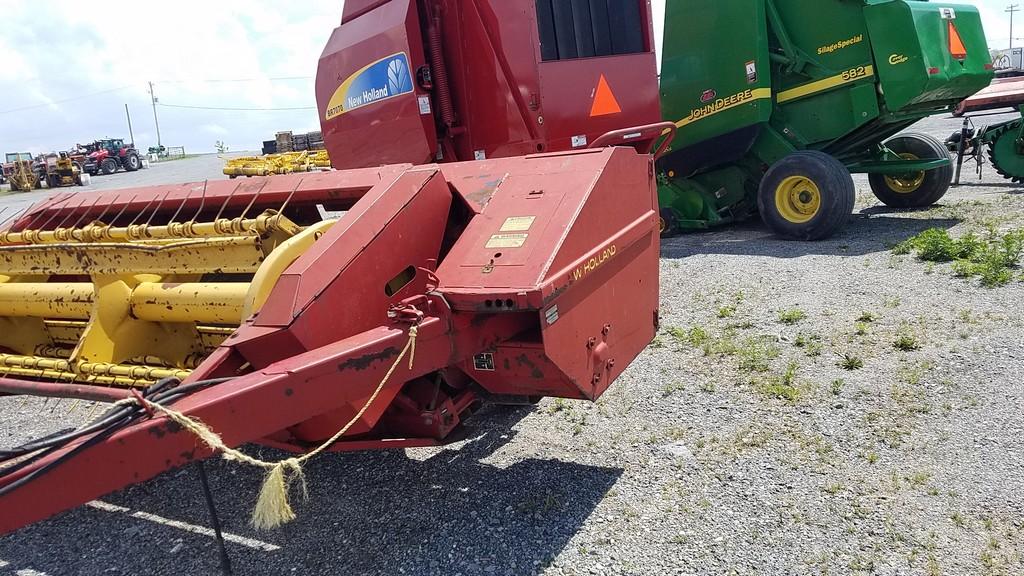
[948,104,1024,185]
[657,0,994,240]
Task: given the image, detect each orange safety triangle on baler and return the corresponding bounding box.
[948,21,967,60]
[590,75,622,117]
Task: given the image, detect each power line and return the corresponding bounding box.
[0,86,133,115]
[0,77,314,116]
[152,76,313,84]
[157,103,316,112]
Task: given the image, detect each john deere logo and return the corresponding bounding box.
[889,53,909,65]
[700,89,717,103]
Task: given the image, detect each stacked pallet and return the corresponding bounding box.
[262,131,325,154]
[275,131,294,153]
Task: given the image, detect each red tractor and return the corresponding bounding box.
[82,138,142,175]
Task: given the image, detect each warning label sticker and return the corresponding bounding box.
[473,353,495,371]
[485,233,529,249]
[500,216,536,232]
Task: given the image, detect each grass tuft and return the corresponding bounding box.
[894,228,1024,287]
[894,324,922,351]
[839,353,864,371]
[753,362,802,402]
[778,308,807,325]
[737,336,780,372]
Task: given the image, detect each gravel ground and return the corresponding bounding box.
[1,113,1023,576]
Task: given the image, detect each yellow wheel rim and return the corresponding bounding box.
[883,153,926,194]
[774,176,822,224]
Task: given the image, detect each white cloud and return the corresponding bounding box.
[0,0,340,154]
[0,0,1014,155]
[201,123,229,136]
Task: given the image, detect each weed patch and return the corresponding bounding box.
[778,308,807,325]
[839,353,864,370]
[894,228,1024,287]
[752,362,803,402]
[737,336,780,372]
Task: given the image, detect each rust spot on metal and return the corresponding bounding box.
[464,178,502,208]
[515,354,544,379]
[338,347,399,372]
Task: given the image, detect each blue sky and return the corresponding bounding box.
[0,0,1015,155]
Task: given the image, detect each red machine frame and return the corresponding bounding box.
[317,0,661,168]
[0,146,660,533]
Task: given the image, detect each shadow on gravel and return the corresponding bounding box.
[950,181,1023,191]
[661,213,959,260]
[0,405,620,576]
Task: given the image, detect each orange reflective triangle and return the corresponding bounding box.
[948,21,967,59]
[590,75,622,117]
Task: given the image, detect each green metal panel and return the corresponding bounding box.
[773,82,880,147]
[865,1,993,113]
[659,0,771,150]
[766,0,878,149]
[656,0,996,232]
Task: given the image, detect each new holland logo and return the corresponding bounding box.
[325,53,414,120]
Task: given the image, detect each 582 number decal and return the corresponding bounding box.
[841,66,869,81]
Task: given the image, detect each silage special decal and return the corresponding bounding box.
[325,53,414,120]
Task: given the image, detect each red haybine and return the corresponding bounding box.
[0,0,670,537]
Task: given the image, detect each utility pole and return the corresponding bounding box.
[1009,4,1021,50]
[148,81,162,149]
[125,104,135,147]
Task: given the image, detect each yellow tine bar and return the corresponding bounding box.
[0,354,191,387]
[0,212,301,245]
[0,281,251,324]
[0,237,265,276]
[0,283,93,319]
[78,362,191,381]
[131,283,249,325]
[0,354,70,372]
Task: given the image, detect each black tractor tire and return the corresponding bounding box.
[123,153,141,172]
[100,158,118,175]
[869,133,952,208]
[659,207,680,237]
[757,150,855,241]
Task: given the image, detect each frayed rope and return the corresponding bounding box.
[120,325,418,530]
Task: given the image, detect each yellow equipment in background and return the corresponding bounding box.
[7,160,39,192]
[42,152,84,188]
[223,150,331,178]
